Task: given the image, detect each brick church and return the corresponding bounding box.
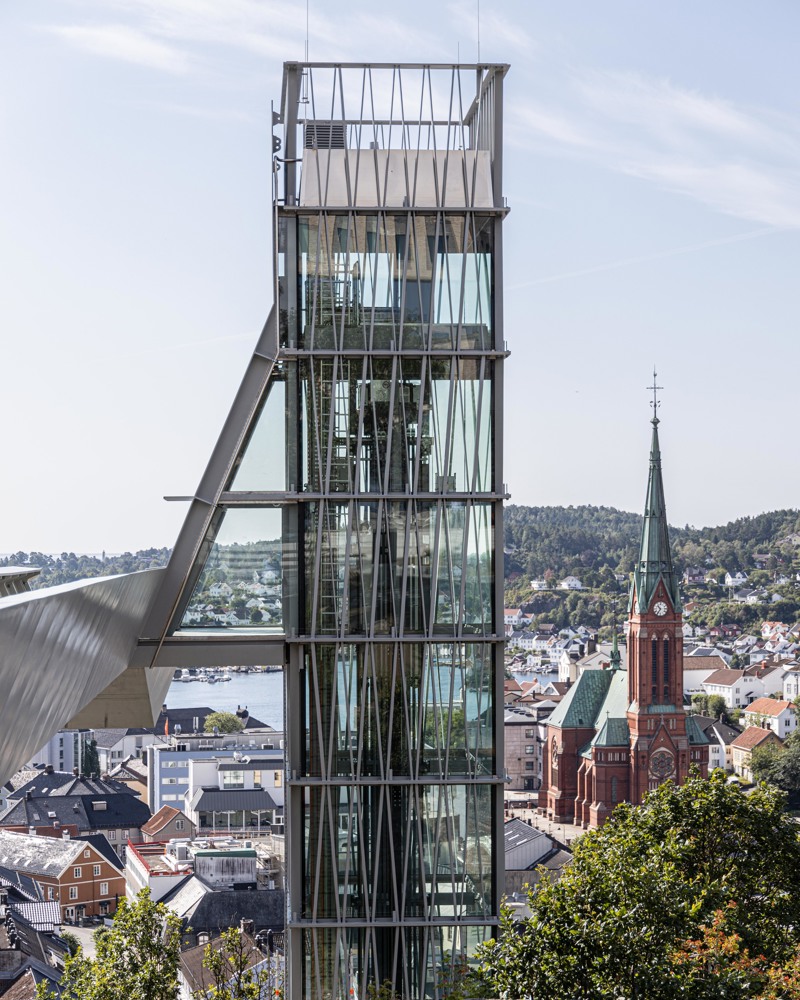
[539,404,709,828]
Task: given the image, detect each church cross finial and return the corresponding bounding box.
[648,367,663,424]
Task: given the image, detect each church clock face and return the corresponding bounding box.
[653,601,668,616]
[649,750,675,779]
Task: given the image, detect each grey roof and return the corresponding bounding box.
[10,773,131,799]
[162,875,284,933]
[188,788,278,813]
[503,818,550,853]
[0,790,150,832]
[0,865,42,900]
[692,715,742,745]
[0,830,87,877]
[91,727,151,749]
[8,899,62,932]
[155,707,271,735]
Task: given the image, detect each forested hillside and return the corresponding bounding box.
[4,505,800,605]
[505,506,800,582]
[0,549,170,588]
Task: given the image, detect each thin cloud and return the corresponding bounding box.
[508,67,800,228]
[48,23,191,74]
[507,226,781,290]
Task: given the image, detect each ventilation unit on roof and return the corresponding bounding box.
[304,121,346,149]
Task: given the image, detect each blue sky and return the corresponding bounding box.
[2,1,799,552]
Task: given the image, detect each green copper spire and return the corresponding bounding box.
[632,373,681,614]
[610,629,622,671]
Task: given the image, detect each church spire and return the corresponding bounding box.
[632,371,680,613]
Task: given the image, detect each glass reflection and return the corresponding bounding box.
[302,644,494,779]
[179,508,284,631]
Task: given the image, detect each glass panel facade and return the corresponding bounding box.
[180,508,284,631]
[227,378,287,491]
[303,501,493,637]
[300,357,492,495]
[302,643,494,779]
[297,214,493,352]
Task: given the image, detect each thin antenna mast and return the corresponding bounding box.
[477,0,481,62]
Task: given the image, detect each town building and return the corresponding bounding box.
[539,404,709,827]
[742,698,797,738]
[0,772,151,859]
[147,731,283,814]
[730,727,782,781]
[0,830,124,922]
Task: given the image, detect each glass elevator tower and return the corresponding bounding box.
[279,62,508,1000]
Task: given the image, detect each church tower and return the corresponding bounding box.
[539,377,708,828]
[626,378,707,803]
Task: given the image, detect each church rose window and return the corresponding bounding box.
[649,750,675,780]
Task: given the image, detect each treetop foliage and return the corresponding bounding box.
[475,771,800,1000]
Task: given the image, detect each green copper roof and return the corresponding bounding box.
[547,670,612,729]
[610,631,622,671]
[686,715,711,746]
[632,417,681,614]
[592,716,630,747]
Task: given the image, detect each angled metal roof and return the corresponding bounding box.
[0,572,172,786]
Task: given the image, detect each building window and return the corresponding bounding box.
[651,639,658,692]
[73,867,81,879]
[274,771,282,788]
[663,636,670,699]
[69,886,78,900]
[525,745,535,755]
[93,865,101,876]
[253,771,262,786]
[48,887,55,900]
[525,729,535,738]
[83,850,90,858]
[165,778,178,785]
[108,831,116,841]
[222,770,245,789]
[123,830,129,840]
[100,882,109,896]
[525,762,534,771]
[175,820,184,831]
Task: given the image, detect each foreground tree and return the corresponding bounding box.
[475,771,800,1000]
[37,890,182,1000]
[192,927,282,999]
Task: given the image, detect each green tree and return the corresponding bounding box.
[204,711,245,734]
[37,890,182,1000]
[691,693,709,715]
[476,772,800,1000]
[752,732,800,797]
[191,927,282,999]
[81,738,100,777]
[706,694,728,720]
